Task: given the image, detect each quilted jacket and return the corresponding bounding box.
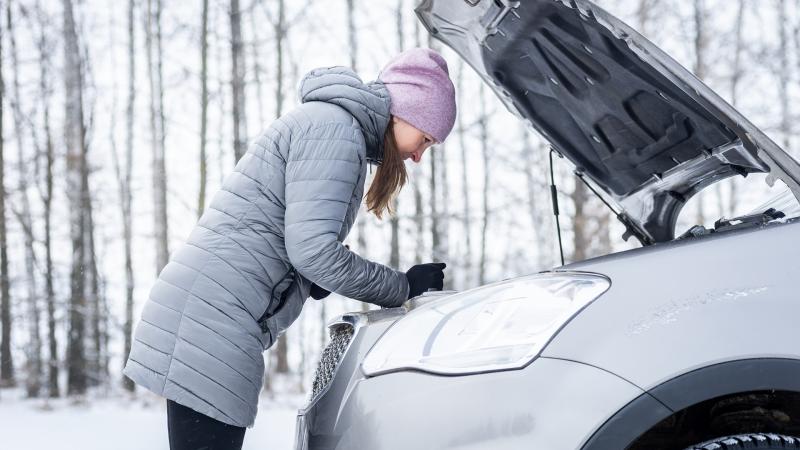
[122,66,410,427]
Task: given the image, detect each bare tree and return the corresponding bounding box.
[728,0,747,216]
[570,181,589,262]
[456,61,473,288]
[424,41,449,281]
[521,127,554,270]
[389,0,404,272]
[32,0,59,398]
[63,0,89,395]
[429,137,441,267]
[0,4,13,389]
[116,0,137,393]
[342,0,373,313]
[249,7,266,129]
[693,0,708,225]
[778,0,791,151]
[412,18,425,264]
[146,0,170,273]
[478,84,490,285]
[230,0,248,162]
[438,129,450,288]
[271,0,290,375]
[272,0,286,120]
[214,4,227,185]
[84,176,106,387]
[6,1,42,397]
[635,0,657,36]
[199,0,210,216]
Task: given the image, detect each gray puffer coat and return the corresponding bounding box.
[122,66,410,427]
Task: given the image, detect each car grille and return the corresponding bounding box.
[310,323,355,401]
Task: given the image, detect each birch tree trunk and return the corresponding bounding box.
[7,1,42,397]
[778,0,791,151]
[478,84,490,285]
[146,0,169,273]
[0,7,12,389]
[636,0,655,36]
[119,0,137,393]
[456,61,472,288]
[199,0,209,216]
[230,0,248,163]
[389,0,404,272]
[729,0,746,216]
[430,140,440,263]
[214,6,227,185]
[439,137,450,288]
[412,19,425,264]
[35,4,59,397]
[63,0,89,396]
[693,0,708,225]
[521,127,552,270]
[85,185,104,387]
[273,0,290,375]
[343,0,372,312]
[571,181,589,262]
[249,5,266,129]
[273,0,285,120]
[426,43,449,284]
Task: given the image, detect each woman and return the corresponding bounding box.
[123,47,457,449]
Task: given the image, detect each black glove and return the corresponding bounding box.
[309,283,330,300]
[405,262,446,299]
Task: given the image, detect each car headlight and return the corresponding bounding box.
[361,272,610,376]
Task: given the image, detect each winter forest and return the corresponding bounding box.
[0,0,798,448]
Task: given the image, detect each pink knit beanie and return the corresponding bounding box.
[377,47,457,144]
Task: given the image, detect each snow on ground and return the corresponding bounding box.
[0,389,304,450]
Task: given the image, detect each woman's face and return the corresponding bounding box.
[391,116,436,163]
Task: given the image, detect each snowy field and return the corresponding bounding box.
[0,390,303,450]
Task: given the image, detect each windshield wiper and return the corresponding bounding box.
[713,208,785,231]
[677,208,785,240]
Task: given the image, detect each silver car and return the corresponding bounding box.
[295,1,800,449]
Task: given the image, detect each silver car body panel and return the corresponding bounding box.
[299,357,649,450]
[543,219,800,392]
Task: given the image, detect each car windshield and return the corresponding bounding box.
[674,173,800,239]
[748,187,800,218]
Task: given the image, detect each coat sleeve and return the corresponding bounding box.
[283,122,410,307]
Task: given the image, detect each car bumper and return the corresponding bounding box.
[295,357,645,450]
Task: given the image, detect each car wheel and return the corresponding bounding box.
[684,433,800,449]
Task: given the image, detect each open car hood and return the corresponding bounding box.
[415,0,800,244]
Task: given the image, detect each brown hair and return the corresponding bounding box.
[366,119,407,219]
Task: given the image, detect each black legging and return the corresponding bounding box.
[167,399,246,450]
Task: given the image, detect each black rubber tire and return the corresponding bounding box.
[684,433,800,450]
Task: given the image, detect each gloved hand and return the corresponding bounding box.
[309,283,330,300]
[405,262,446,299]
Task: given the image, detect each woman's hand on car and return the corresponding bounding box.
[405,262,446,299]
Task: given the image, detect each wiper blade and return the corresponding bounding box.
[677,208,785,241]
[713,208,785,231]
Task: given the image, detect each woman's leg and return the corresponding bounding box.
[166,399,246,450]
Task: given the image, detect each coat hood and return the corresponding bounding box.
[299,66,392,164]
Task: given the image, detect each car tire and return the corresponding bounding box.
[684,433,800,449]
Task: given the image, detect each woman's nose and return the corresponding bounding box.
[412,147,426,163]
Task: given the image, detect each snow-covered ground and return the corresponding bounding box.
[0,390,303,450]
